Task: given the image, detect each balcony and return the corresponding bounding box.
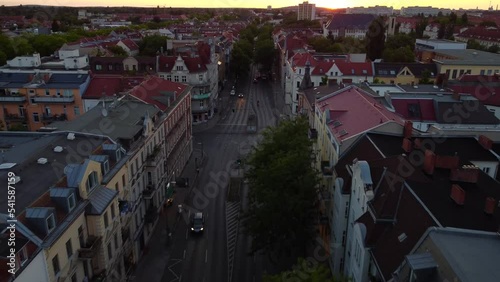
[309,128,318,140]
[42,113,67,122]
[143,185,155,199]
[146,145,162,166]
[0,95,26,103]
[4,114,26,122]
[321,161,334,177]
[78,236,102,259]
[32,96,75,103]
[145,205,158,224]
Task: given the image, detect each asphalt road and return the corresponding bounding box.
[161,65,282,282]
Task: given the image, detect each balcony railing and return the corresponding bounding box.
[146,145,162,166]
[78,236,102,259]
[32,96,75,103]
[0,95,26,103]
[42,113,67,121]
[321,161,334,177]
[4,114,26,121]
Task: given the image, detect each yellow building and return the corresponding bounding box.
[419,49,500,82]
[373,62,437,85]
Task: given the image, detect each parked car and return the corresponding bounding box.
[191,212,205,233]
[230,89,236,96]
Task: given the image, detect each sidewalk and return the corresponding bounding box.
[131,149,205,282]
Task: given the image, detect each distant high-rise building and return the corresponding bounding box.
[297,1,316,21]
[268,5,272,11]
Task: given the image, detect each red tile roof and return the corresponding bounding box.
[83,75,145,99]
[447,74,500,106]
[120,38,139,51]
[391,99,437,121]
[128,76,189,111]
[457,27,500,43]
[317,86,405,141]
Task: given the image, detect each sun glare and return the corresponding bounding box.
[314,0,352,9]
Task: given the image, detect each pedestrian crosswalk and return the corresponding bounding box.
[226,201,240,282]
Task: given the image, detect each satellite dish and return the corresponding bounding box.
[101,108,108,117]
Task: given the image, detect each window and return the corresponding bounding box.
[174,76,179,82]
[167,75,171,81]
[132,65,136,71]
[115,183,119,191]
[452,69,458,79]
[47,214,56,231]
[68,194,75,211]
[95,64,102,70]
[199,74,203,81]
[52,255,60,275]
[107,242,113,260]
[74,106,80,116]
[297,81,300,88]
[114,233,119,250]
[19,247,28,265]
[18,106,25,117]
[125,65,129,71]
[66,239,73,258]
[108,64,113,71]
[122,174,126,187]
[111,203,116,219]
[200,100,204,107]
[480,70,485,75]
[78,226,84,247]
[182,76,187,82]
[104,211,109,229]
[45,89,50,96]
[176,66,183,71]
[483,167,491,174]
[86,171,98,193]
[33,113,40,122]
[299,69,302,74]
[487,70,493,75]
[63,90,73,97]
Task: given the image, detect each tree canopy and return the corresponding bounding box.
[263,257,351,282]
[365,16,386,61]
[139,35,168,56]
[243,116,320,260]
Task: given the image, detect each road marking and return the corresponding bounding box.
[205,249,208,263]
[183,249,186,259]
[188,210,191,218]
[185,229,188,239]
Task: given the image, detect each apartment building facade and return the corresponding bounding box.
[297,1,316,21]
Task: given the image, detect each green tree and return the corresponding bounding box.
[382,46,415,63]
[0,50,7,66]
[461,13,468,25]
[415,18,428,38]
[419,69,433,84]
[230,44,252,77]
[480,20,497,27]
[28,34,67,56]
[263,257,351,282]
[139,35,168,56]
[467,39,486,51]
[243,117,319,260]
[107,45,128,57]
[366,16,386,61]
[51,19,60,32]
[487,44,499,53]
[308,36,337,53]
[385,33,415,50]
[12,37,34,56]
[254,38,275,73]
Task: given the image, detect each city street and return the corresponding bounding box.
[156,65,285,282]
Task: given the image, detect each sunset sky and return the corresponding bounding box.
[2,0,495,10]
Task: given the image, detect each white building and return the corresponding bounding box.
[400,6,452,16]
[12,249,48,282]
[6,53,41,68]
[297,1,316,21]
[415,39,467,50]
[343,160,374,281]
[346,6,394,15]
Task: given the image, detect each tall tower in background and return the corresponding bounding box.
[297,1,316,21]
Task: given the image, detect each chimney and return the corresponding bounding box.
[414,138,422,149]
[403,120,413,139]
[450,184,466,205]
[478,135,493,150]
[452,91,461,101]
[402,138,412,153]
[435,155,460,169]
[450,166,480,183]
[423,150,436,175]
[484,197,496,215]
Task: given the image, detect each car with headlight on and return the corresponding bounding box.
[191,212,205,233]
[238,93,244,98]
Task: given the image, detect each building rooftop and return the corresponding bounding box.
[49,100,161,150]
[316,86,405,142]
[424,228,500,282]
[82,75,145,99]
[432,49,500,66]
[0,132,111,214]
[128,76,191,112]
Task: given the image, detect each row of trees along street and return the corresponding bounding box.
[229,21,275,78]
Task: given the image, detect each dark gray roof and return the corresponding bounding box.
[26,207,53,219]
[373,63,437,78]
[433,49,500,66]
[435,101,500,124]
[65,160,90,188]
[325,14,375,30]
[50,100,161,142]
[0,72,31,88]
[0,132,108,214]
[49,187,73,197]
[86,186,118,215]
[45,73,89,88]
[427,228,500,282]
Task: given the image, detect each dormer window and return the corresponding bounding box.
[116,150,122,161]
[176,66,183,71]
[46,213,56,232]
[86,171,98,194]
[67,194,76,211]
[103,160,110,174]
